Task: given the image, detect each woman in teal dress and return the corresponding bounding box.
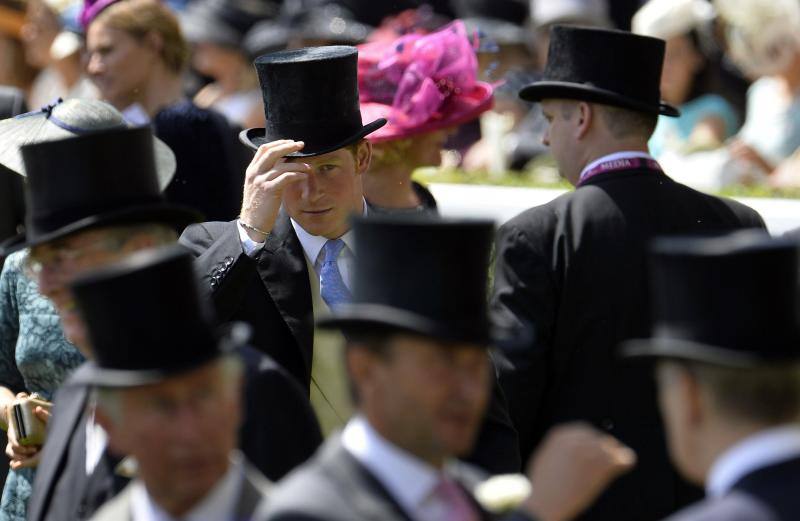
[0,249,84,521]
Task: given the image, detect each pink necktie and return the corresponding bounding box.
[435,476,480,521]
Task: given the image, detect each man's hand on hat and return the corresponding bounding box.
[240,140,311,242]
[521,422,636,521]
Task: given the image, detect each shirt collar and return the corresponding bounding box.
[579,151,655,183]
[290,199,366,265]
[707,425,800,498]
[342,415,446,516]
[131,452,245,521]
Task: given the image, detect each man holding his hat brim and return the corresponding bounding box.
[180,45,522,475]
[491,25,766,521]
[67,246,271,521]
[1,126,321,521]
[260,215,635,521]
[621,231,800,521]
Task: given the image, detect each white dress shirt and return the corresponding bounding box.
[85,401,107,476]
[130,452,244,521]
[290,219,355,290]
[706,425,800,498]
[578,150,656,183]
[341,415,460,521]
[237,200,367,290]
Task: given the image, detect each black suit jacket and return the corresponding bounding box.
[27,348,322,521]
[664,456,800,521]
[257,436,533,521]
[180,212,521,475]
[491,169,766,521]
[181,212,314,390]
[26,375,122,521]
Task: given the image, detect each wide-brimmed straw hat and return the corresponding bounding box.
[0,98,176,189]
[358,20,494,143]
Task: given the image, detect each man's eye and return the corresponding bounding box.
[319,165,338,172]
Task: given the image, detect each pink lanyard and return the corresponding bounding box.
[578,157,663,186]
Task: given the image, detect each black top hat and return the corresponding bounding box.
[519,25,679,117]
[318,215,494,345]
[240,46,386,156]
[69,246,249,387]
[0,126,199,256]
[622,231,800,367]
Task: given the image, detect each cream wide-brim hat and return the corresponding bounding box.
[0,98,177,190]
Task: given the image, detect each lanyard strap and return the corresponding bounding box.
[578,157,663,186]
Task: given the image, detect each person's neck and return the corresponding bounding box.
[573,140,651,184]
[363,166,421,209]
[149,462,230,517]
[53,56,81,91]
[777,54,800,96]
[697,419,770,486]
[216,60,255,96]
[127,67,184,118]
[366,414,446,469]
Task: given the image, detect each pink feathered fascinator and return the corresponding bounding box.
[358,20,494,143]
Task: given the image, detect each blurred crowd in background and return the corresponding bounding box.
[2,0,800,191]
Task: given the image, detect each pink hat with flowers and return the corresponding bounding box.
[358,20,494,143]
[79,0,119,29]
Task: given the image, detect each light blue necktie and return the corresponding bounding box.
[319,239,351,309]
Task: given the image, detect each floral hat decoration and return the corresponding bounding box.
[358,20,494,143]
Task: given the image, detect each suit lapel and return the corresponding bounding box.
[320,438,415,521]
[29,375,89,521]
[257,211,314,378]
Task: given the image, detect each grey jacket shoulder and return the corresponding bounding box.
[663,492,778,521]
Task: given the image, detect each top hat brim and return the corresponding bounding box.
[0,203,201,257]
[317,303,492,346]
[363,83,494,144]
[239,118,387,156]
[619,337,800,368]
[519,81,680,117]
[68,322,250,387]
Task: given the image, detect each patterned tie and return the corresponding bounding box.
[319,239,351,309]
[435,476,480,521]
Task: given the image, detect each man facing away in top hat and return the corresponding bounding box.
[622,231,800,521]
[260,215,636,521]
[68,246,271,521]
[180,45,522,474]
[491,25,766,521]
[0,122,321,521]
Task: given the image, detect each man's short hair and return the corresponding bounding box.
[686,360,800,425]
[557,100,658,139]
[596,104,658,140]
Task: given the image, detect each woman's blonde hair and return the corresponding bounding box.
[92,0,189,74]
[370,138,417,172]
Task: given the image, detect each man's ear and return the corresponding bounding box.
[573,102,593,140]
[355,140,372,174]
